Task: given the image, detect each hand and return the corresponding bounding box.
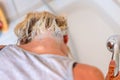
[106,60,120,80]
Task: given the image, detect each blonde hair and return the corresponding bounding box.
[14,11,74,59]
[14,11,68,44]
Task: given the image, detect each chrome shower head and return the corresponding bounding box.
[107,35,120,53]
[106,35,120,76]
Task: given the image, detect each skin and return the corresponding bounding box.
[0,45,5,50]
[106,60,120,80]
[0,36,104,80]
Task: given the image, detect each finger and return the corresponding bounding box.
[114,71,120,79]
[108,60,116,76]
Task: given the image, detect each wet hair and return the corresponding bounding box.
[14,11,74,59]
[14,11,68,44]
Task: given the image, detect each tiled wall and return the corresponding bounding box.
[0,0,51,22]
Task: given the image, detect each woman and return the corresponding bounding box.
[0,11,104,80]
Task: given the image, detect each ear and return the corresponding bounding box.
[63,35,68,44]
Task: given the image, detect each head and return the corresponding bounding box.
[14,11,68,45]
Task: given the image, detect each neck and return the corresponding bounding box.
[19,37,68,56]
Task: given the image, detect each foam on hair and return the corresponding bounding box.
[14,11,74,59]
[14,11,68,44]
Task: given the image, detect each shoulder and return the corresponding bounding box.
[73,63,104,80]
[0,45,6,50]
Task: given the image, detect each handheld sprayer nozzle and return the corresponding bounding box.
[106,35,120,76]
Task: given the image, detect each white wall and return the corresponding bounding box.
[0,0,51,21]
[92,0,120,28]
